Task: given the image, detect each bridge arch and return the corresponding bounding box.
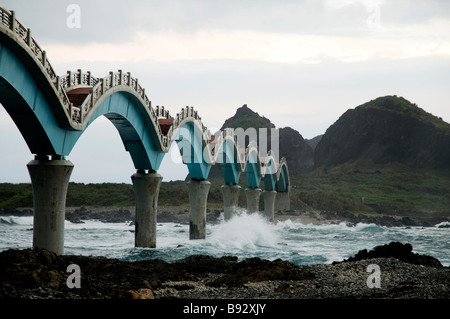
[275,158,290,193]
[262,153,278,191]
[244,141,262,188]
[63,84,166,171]
[167,107,212,180]
[211,128,244,185]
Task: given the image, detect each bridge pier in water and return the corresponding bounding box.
[27,156,74,255]
[245,187,261,213]
[188,179,211,239]
[131,170,162,248]
[262,190,277,222]
[221,184,241,221]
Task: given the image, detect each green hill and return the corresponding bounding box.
[315,96,450,169]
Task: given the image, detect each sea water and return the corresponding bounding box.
[0,210,449,266]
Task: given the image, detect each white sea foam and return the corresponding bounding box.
[206,212,279,251]
[0,214,448,266]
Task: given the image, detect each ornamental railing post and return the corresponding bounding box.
[26,28,31,46]
[109,71,114,87]
[67,71,72,88]
[90,89,94,111]
[77,69,82,85]
[10,10,15,31]
[42,50,46,68]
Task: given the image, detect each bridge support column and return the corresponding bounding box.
[245,187,261,213]
[27,157,74,255]
[262,190,277,222]
[221,184,241,221]
[275,191,290,211]
[188,179,210,240]
[131,170,162,248]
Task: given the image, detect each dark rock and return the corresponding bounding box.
[340,241,443,268]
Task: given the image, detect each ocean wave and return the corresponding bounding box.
[435,221,450,228]
[0,216,33,226]
[206,212,279,251]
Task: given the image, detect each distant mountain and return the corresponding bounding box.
[314,96,450,169]
[306,135,323,150]
[220,104,274,131]
[279,127,314,173]
[216,104,314,174]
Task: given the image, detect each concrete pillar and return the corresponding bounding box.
[262,190,277,222]
[27,157,74,255]
[245,187,261,213]
[275,191,290,211]
[131,171,162,248]
[221,184,241,221]
[188,179,211,239]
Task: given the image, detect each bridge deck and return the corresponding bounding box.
[66,87,92,107]
[158,118,174,135]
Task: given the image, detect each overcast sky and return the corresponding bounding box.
[0,0,449,183]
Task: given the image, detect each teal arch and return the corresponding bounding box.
[173,119,211,180]
[245,147,261,188]
[276,162,290,193]
[263,156,277,191]
[218,137,242,185]
[63,90,165,171]
[0,41,67,156]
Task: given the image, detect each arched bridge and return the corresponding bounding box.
[0,7,291,254]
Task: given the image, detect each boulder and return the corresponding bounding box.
[341,241,442,268]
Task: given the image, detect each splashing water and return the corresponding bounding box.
[207,210,280,251]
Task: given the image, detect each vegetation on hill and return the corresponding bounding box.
[220,104,274,131]
[290,159,450,215]
[360,96,450,132]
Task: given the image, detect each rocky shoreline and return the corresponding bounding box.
[0,242,448,300]
[1,206,448,303]
[1,205,448,227]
